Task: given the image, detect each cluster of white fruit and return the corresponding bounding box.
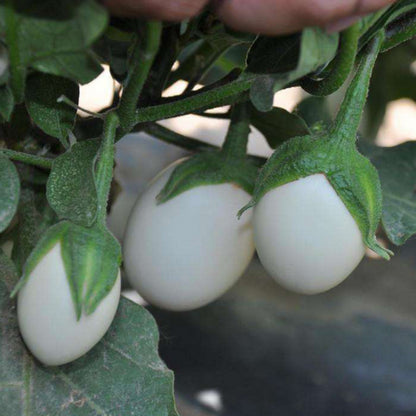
[17,159,365,366]
[123,163,366,309]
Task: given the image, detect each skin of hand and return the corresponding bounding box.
[101,0,397,35]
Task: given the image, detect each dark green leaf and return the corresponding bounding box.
[293,96,332,128]
[247,33,301,74]
[0,272,179,416]
[364,141,416,245]
[0,84,14,121]
[0,156,19,233]
[0,0,107,86]
[26,73,79,145]
[250,106,309,148]
[383,9,416,51]
[247,28,338,111]
[47,139,100,227]
[359,0,416,49]
[158,152,258,204]
[168,24,248,88]
[11,190,51,273]
[33,52,104,86]
[94,28,133,82]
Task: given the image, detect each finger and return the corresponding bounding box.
[101,0,210,21]
[214,0,397,35]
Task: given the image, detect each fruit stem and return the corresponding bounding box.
[118,20,162,136]
[95,112,119,225]
[222,102,250,160]
[331,30,385,143]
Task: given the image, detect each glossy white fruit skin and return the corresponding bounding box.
[17,243,121,366]
[123,164,255,311]
[254,173,365,294]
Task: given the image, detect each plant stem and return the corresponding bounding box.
[0,149,53,169]
[133,77,252,125]
[140,122,266,164]
[118,20,162,134]
[57,95,104,118]
[196,111,230,119]
[95,112,119,225]
[221,102,250,159]
[141,123,216,152]
[301,23,360,96]
[331,30,385,143]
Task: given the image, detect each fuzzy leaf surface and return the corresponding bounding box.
[47,139,100,227]
[0,259,179,416]
[250,106,309,148]
[157,152,258,204]
[0,155,20,233]
[364,141,416,245]
[0,0,107,95]
[25,73,79,145]
[246,28,338,111]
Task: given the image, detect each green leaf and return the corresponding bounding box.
[0,84,14,121]
[293,96,332,128]
[0,0,107,87]
[33,52,104,85]
[11,190,54,273]
[13,221,121,318]
[158,152,258,204]
[359,0,416,49]
[47,140,100,227]
[0,271,179,416]
[247,28,338,111]
[250,106,309,148]
[383,9,416,51]
[0,155,20,233]
[168,24,249,88]
[25,73,79,145]
[364,142,416,245]
[246,33,301,75]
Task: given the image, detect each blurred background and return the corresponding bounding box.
[79,39,416,416]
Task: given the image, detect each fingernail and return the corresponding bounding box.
[325,15,360,34]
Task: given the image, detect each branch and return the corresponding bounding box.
[118,21,162,134]
[1,149,53,169]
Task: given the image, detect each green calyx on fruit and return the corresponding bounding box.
[12,220,121,319]
[240,30,393,260]
[156,103,258,204]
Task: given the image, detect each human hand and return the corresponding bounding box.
[101,0,397,35]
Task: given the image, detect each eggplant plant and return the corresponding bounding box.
[1,0,416,414]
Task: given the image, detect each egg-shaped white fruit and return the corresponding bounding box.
[123,163,255,311]
[253,173,365,294]
[17,243,121,366]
